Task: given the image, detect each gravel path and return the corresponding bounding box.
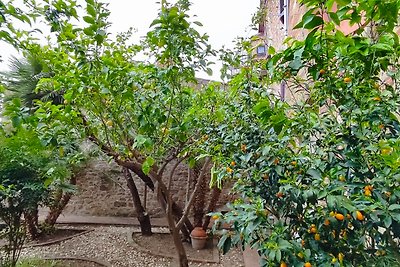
[20,226,245,267]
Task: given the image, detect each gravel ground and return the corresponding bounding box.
[20,226,245,267]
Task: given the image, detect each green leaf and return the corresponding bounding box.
[306,169,321,180]
[87,5,96,17]
[193,21,203,26]
[83,16,95,24]
[303,15,324,30]
[383,216,392,228]
[388,204,400,211]
[142,156,155,175]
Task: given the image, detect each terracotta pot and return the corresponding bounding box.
[190,227,207,250]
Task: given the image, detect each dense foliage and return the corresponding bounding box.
[209,0,400,266]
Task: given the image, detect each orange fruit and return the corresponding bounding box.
[301,239,305,247]
[365,185,373,191]
[373,96,382,101]
[291,161,297,166]
[343,77,352,83]
[230,161,236,166]
[324,219,330,226]
[335,213,345,221]
[212,214,219,220]
[280,262,288,267]
[319,69,326,75]
[364,189,372,196]
[356,211,364,221]
[305,262,312,267]
[378,124,385,130]
[276,192,284,198]
[226,167,233,173]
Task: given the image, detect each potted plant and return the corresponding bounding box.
[190,227,207,250]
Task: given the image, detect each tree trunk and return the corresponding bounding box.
[123,168,152,236]
[192,164,208,227]
[44,175,77,227]
[24,208,39,239]
[202,187,222,230]
[171,226,189,267]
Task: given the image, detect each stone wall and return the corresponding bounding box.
[64,158,234,218]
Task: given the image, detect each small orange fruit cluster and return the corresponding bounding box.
[309,224,317,234]
[364,185,373,196]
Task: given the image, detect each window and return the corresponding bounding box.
[279,0,289,24]
[256,45,266,56]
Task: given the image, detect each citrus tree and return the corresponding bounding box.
[207,0,400,266]
[6,0,222,266]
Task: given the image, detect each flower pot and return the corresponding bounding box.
[190,227,207,250]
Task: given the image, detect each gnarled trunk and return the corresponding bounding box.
[123,168,152,236]
[44,175,77,227]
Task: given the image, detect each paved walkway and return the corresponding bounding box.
[49,213,259,267]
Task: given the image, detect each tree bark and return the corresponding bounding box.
[24,208,39,239]
[192,163,208,227]
[202,187,222,230]
[123,168,152,236]
[44,175,77,227]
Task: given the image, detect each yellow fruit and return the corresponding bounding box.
[335,213,345,221]
[381,148,392,155]
[373,96,382,101]
[106,120,113,127]
[319,69,326,75]
[343,77,352,83]
[329,211,336,217]
[291,161,297,166]
[365,185,373,191]
[338,252,344,262]
[364,189,372,196]
[339,175,346,182]
[202,135,209,141]
[356,210,364,221]
[309,226,317,234]
[331,257,337,263]
[226,167,233,173]
[304,262,312,267]
[212,214,219,220]
[297,252,304,259]
[314,233,321,241]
